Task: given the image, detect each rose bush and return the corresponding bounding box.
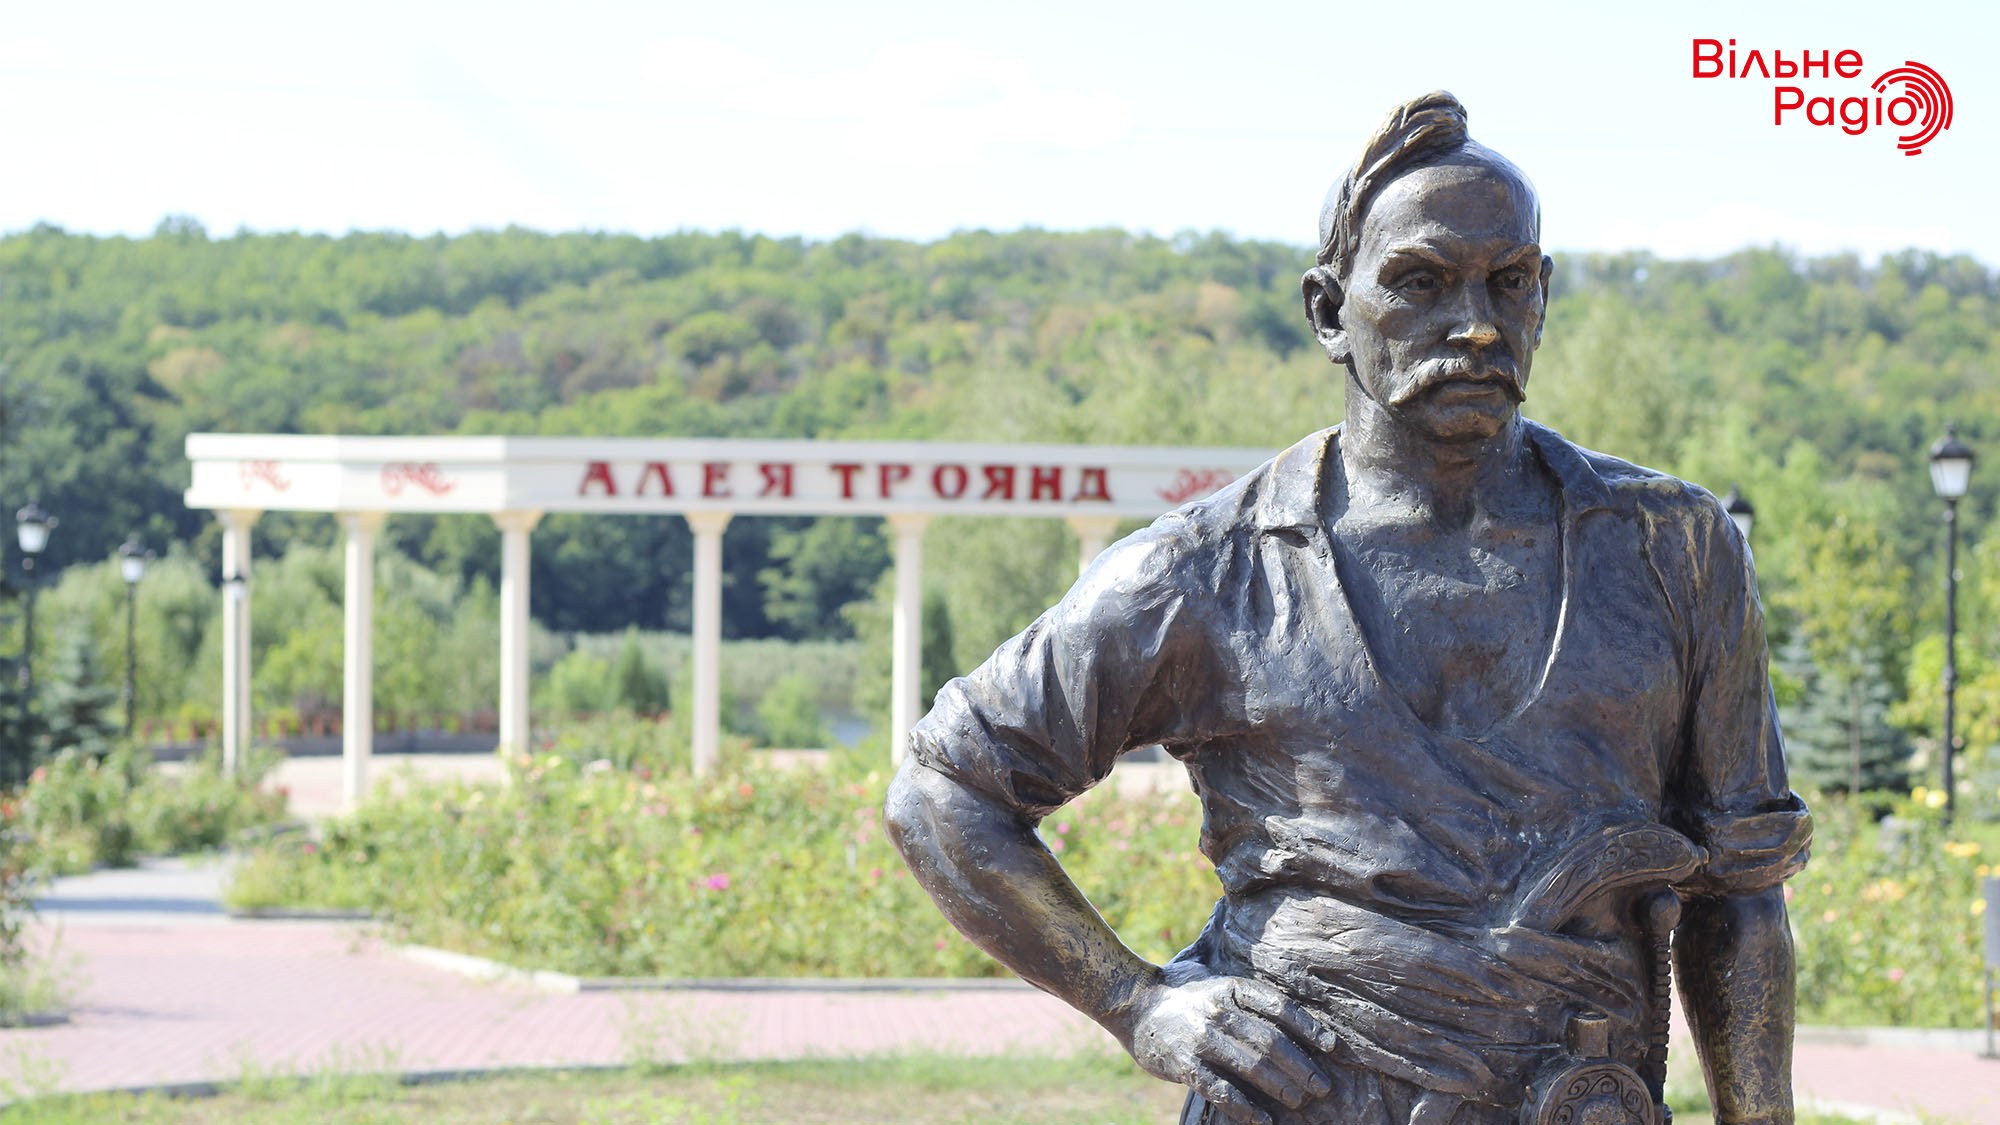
[225,731,1999,1027]
[19,744,287,873]
[226,749,1217,978]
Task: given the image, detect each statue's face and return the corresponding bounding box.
[1337,158,1550,443]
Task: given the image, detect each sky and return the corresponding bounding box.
[3,0,1996,266]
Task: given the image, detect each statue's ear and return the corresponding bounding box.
[1301,266,1350,365]
[1533,254,1554,346]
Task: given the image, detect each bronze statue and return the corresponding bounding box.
[885,91,1811,1125]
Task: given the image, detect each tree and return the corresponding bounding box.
[755,671,829,749]
[35,626,121,762]
[759,518,889,641]
[0,657,31,786]
[613,628,671,715]
[1773,507,1917,790]
[1779,636,1910,794]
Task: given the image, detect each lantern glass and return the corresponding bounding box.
[16,520,49,556]
[1930,454,1973,500]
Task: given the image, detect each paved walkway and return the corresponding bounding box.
[6,859,1998,1122]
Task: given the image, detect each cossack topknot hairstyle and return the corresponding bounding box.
[1316,91,1469,276]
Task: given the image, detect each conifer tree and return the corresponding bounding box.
[34,627,121,762]
[0,658,29,787]
[1779,636,1911,794]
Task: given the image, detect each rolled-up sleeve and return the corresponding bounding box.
[908,519,1229,821]
[1668,494,1812,897]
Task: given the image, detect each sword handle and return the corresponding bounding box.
[1639,888,1683,1110]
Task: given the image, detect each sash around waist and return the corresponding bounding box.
[1184,890,1653,1105]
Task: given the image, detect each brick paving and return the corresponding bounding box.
[5,859,1997,1122]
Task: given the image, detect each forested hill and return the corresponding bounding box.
[2,222,1997,720]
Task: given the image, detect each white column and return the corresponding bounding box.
[340,511,384,809]
[687,511,732,776]
[218,509,259,778]
[1066,514,1122,576]
[493,510,543,755]
[887,513,931,765]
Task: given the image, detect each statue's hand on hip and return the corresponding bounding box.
[1118,964,1338,1125]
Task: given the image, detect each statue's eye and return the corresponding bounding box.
[1398,274,1439,295]
[1494,269,1531,292]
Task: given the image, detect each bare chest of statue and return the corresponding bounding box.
[1328,479,1563,740]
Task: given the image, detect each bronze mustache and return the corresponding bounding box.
[1389,360,1525,406]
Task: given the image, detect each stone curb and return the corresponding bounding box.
[0,1063,633,1109]
[386,943,1034,994]
[224,906,374,921]
[1795,1097,1920,1124]
[1794,1025,1998,1054]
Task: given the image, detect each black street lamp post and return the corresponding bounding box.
[1722,484,1755,542]
[1928,427,1975,827]
[13,504,55,702]
[118,536,154,737]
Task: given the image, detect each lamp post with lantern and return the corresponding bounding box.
[13,504,55,700]
[117,536,155,737]
[1928,426,1975,826]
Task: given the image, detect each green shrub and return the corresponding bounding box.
[17,744,288,874]
[226,734,1217,977]
[754,672,830,749]
[540,714,689,775]
[537,649,622,716]
[222,741,1997,1027]
[612,628,671,716]
[19,748,140,872]
[1790,789,1993,1028]
[0,794,42,968]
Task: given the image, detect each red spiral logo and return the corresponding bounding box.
[1870,62,1952,155]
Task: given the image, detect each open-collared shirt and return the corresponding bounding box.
[910,420,1809,1118]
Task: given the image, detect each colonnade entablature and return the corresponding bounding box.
[185,434,1271,807]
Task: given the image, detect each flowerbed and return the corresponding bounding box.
[226,753,1219,978]
[226,743,1997,1026]
[1789,792,1995,1029]
[19,745,288,874]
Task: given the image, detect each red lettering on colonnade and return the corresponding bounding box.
[759,463,794,497]
[638,462,674,496]
[579,461,617,496]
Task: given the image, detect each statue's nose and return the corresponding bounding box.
[1444,283,1501,348]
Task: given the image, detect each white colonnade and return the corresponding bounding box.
[218,509,258,776]
[189,436,1268,808]
[339,512,382,805]
[686,511,731,774]
[886,514,930,764]
[493,509,542,753]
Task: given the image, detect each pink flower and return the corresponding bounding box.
[934,938,947,951]
[737,783,754,797]
[1055,822,1071,835]
[1048,837,1066,853]
[868,867,883,880]
[703,873,731,891]
[1887,968,1905,983]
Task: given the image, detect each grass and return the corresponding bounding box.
[0,1053,1189,1124]
[0,932,78,1029]
[0,1053,1900,1125]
